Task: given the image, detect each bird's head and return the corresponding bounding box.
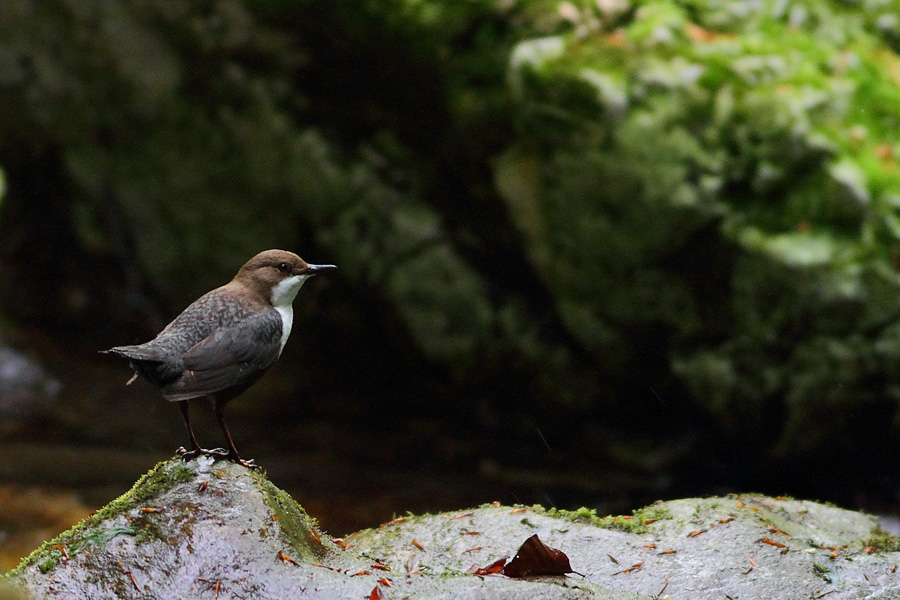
[234,249,336,308]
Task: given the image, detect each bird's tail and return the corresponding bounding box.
[102,345,164,386]
[102,345,162,362]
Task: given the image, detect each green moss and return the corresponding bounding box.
[252,470,329,560]
[539,503,671,534]
[36,559,56,574]
[860,527,900,552]
[4,458,193,579]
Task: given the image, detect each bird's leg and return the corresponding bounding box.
[176,401,205,460]
[214,400,259,470]
[177,400,230,460]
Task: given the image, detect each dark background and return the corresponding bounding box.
[1,0,900,566]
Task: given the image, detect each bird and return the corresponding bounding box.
[104,249,336,468]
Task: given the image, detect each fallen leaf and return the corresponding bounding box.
[468,557,507,576]
[758,537,787,549]
[654,575,669,599]
[381,517,407,528]
[687,529,706,537]
[277,551,299,567]
[411,539,425,551]
[612,562,644,575]
[368,586,384,600]
[501,534,573,578]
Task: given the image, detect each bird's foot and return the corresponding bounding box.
[176,446,200,460]
[176,446,230,461]
[226,452,262,470]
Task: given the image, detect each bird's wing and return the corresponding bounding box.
[161,310,282,402]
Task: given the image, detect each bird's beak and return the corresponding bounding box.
[306,264,337,275]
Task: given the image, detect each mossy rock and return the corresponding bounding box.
[4,459,899,599]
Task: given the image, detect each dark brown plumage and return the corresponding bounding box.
[105,249,336,467]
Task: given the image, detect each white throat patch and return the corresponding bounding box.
[271,274,311,356]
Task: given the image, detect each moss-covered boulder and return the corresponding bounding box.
[5,457,349,599]
[2,458,612,599]
[497,0,900,455]
[5,458,900,599]
[350,496,900,599]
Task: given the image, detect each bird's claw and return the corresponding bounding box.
[176,446,260,469]
[176,446,230,461]
[176,446,200,460]
[230,455,262,470]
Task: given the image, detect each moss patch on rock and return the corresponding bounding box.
[250,469,328,560]
[538,503,672,534]
[5,459,191,578]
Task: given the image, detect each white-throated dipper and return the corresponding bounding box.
[104,249,336,468]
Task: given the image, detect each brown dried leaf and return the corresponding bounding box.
[468,557,507,576]
[381,517,407,528]
[501,534,573,578]
[612,562,644,575]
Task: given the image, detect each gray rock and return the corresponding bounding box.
[350,497,900,599]
[6,458,899,599]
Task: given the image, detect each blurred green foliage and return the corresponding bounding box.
[496,0,900,452]
[1,0,899,460]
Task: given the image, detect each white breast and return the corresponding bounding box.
[270,274,312,356]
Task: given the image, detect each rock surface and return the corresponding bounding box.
[5,458,900,599]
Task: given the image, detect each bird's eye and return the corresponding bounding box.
[276,262,289,273]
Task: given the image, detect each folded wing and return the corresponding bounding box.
[162,310,282,402]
